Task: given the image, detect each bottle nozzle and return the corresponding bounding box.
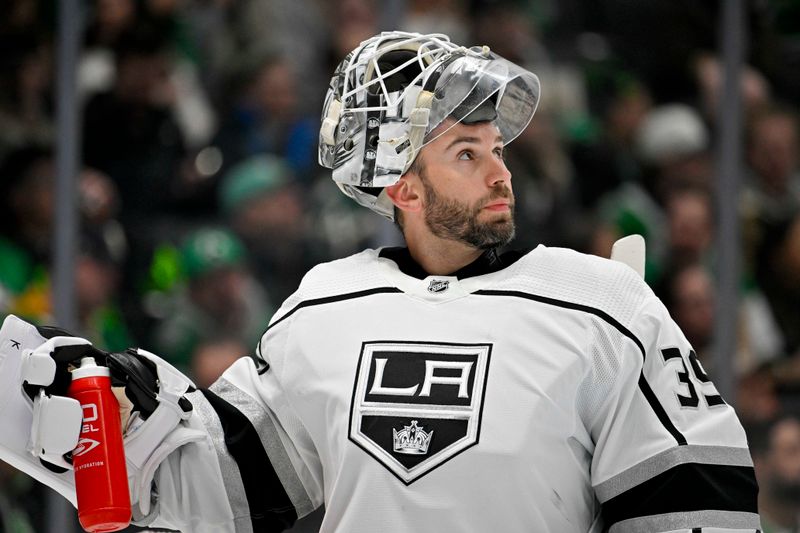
[72,356,109,379]
[79,357,97,368]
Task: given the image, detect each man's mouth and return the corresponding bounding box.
[482,201,511,212]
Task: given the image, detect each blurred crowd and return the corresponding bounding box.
[0,0,800,531]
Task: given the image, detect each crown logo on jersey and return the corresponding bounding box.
[392,420,433,455]
[427,279,449,293]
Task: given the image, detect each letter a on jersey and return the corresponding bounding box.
[349,341,491,484]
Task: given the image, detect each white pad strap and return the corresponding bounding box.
[21,336,92,387]
[124,390,191,468]
[22,336,93,469]
[405,90,434,171]
[29,390,82,470]
[121,348,203,518]
[320,98,342,145]
[130,423,207,519]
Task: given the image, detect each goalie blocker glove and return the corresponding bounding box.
[0,314,203,523]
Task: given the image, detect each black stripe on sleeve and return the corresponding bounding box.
[201,389,297,532]
[255,287,403,375]
[266,287,402,333]
[638,374,686,445]
[602,462,759,528]
[474,289,688,446]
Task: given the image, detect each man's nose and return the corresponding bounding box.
[486,155,512,186]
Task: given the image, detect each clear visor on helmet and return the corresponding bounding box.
[423,52,540,146]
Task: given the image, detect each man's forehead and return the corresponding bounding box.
[426,119,504,147]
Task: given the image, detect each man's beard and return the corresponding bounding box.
[422,179,516,250]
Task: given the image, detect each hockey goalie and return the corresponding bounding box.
[0,30,759,533]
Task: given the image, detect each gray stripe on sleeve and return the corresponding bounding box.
[210,378,315,518]
[609,510,761,533]
[594,445,754,502]
[187,389,254,533]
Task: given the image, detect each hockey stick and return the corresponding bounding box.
[610,234,646,279]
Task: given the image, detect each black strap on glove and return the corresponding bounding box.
[107,349,193,419]
[23,326,193,420]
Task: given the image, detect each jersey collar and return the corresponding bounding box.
[378,246,526,280]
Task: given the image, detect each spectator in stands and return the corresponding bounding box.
[74,228,134,352]
[0,32,52,163]
[85,0,136,49]
[403,0,469,45]
[571,75,652,209]
[748,413,800,533]
[503,106,582,250]
[79,0,136,100]
[220,154,321,302]
[472,1,546,68]
[737,364,781,424]
[213,53,318,182]
[743,103,800,223]
[322,0,378,78]
[0,145,132,343]
[597,104,712,283]
[693,52,772,127]
[190,337,248,389]
[756,214,800,358]
[661,263,715,362]
[0,146,57,321]
[635,104,713,202]
[82,22,187,223]
[741,104,800,283]
[81,0,216,152]
[154,227,272,371]
[227,0,328,112]
[659,258,783,378]
[665,186,714,272]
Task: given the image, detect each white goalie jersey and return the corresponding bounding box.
[149,245,760,533]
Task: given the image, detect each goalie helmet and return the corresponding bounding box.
[318,31,541,220]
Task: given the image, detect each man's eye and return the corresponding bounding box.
[458,151,473,161]
[494,148,504,159]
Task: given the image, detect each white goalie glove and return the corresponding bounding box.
[0,314,205,522]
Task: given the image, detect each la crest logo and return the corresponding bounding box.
[349,341,491,484]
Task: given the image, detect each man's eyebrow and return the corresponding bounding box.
[445,135,505,151]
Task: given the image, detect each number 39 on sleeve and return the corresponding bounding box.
[660,347,725,409]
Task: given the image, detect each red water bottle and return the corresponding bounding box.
[68,357,131,532]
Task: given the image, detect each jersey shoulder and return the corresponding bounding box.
[501,245,656,328]
[269,248,387,325]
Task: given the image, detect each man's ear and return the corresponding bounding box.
[385,175,422,214]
